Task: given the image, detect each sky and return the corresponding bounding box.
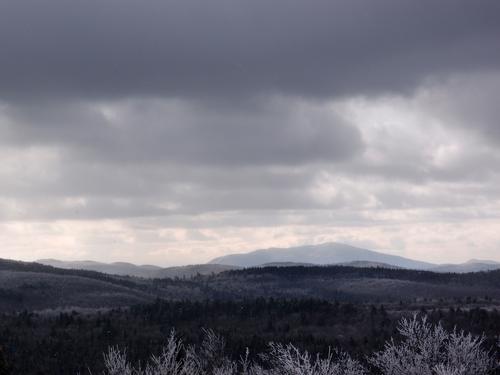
[1,0,500,266]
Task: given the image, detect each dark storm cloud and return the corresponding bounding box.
[0,98,363,166]
[419,73,500,144]
[0,0,499,100]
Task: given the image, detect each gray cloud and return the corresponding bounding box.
[1,97,363,166]
[2,82,500,222]
[1,0,500,263]
[416,73,500,143]
[0,0,499,100]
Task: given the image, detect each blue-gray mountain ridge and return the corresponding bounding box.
[209,242,500,272]
[37,242,500,278]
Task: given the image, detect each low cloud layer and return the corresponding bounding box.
[0,1,499,264]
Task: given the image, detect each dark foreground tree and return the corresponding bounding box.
[0,346,9,375]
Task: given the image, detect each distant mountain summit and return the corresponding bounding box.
[208,242,434,269]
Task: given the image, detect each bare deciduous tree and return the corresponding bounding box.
[103,315,497,375]
[263,343,365,375]
[370,315,495,375]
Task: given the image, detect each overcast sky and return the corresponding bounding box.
[1,0,500,265]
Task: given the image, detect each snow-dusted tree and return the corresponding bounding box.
[103,329,244,375]
[103,330,366,375]
[182,329,240,375]
[104,330,190,375]
[370,315,496,375]
[103,316,497,375]
[144,330,186,375]
[103,346,133,375]
[263,343,366,375]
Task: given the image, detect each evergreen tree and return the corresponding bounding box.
[0,346,10,375]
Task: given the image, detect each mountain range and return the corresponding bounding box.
[3,251,500,312]
[211,243,500,273]
[37,242,500,278]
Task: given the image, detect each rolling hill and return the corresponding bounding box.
[37,259,162,278]
[154,263,241,278]
[210,265,500,302]
[0,259,155,311]
[0,258,212,312]
[3,255,500,312]
[37,259,240,278]
[430,259,500,273]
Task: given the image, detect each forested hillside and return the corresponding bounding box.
[1,260,500,373]
[0,298,499,374]
[2,259,500,312]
